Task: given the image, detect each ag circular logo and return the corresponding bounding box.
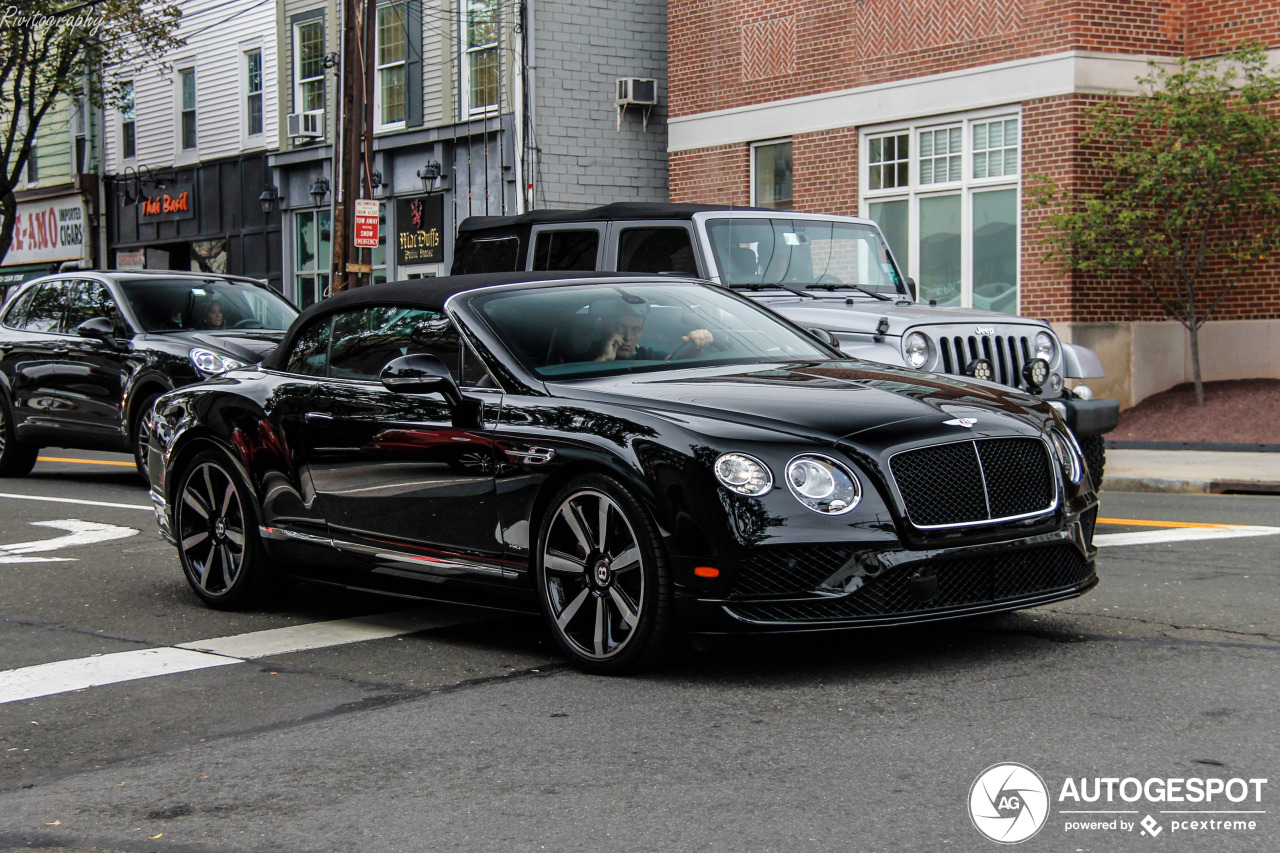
[969,763,1050,844]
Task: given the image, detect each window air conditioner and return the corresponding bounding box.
[616,78,657,106]
[287,109,324,139]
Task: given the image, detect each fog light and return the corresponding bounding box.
[966,358,994,381]
[1022,358,1050,392]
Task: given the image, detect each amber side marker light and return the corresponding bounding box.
[694,566,720,578]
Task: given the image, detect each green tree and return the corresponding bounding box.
[1030,44,1280,405]
[1,0,182,263]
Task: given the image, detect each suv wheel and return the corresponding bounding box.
[0,396,38,477]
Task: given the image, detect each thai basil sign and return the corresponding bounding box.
[4,197,86,265]
[138,184,195,222]
[395,194,444,265]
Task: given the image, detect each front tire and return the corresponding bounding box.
[175,450,275,609]
[1080,434,1106,491]
[0,396,37,477]
[534,474,674,674]
[131,393,161,484]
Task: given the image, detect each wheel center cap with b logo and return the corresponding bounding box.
[593,559,612,587]
[214,517,227,539]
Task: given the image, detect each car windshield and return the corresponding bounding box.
[119,278,298,333]
[705,217,905,295]
[469,281,835,379]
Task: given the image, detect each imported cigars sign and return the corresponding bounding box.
[4,197,86,265]
[137,183,195,222]
[395,194,444,265]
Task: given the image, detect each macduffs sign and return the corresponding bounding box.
[4,196,86,265]
[137,184,195,222]
[395,194,444,265]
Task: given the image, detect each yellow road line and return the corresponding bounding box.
[1097,517,1240,530]
[37,456,136,468]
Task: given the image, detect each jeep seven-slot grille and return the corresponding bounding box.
[939,334,1031,387]
[725,544,1091,624]
[889,437,1055,527]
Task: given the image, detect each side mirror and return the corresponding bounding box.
[380,353,463,407]
[76,317,122,350]
[808,327,841,351]
[904,277,917,301]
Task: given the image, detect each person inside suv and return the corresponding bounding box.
[200,300,226,329]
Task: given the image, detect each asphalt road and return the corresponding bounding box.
[0,452,1277,852]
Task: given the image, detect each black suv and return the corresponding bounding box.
[0,271,297,481]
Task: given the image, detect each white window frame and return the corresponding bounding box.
[375,3,408,132]
[460,0,499,117]
[749,138,793,210]
[175,64,198,159]
[119,80,136,163]
[241,43,265,147]
[293,19,326,117]
[861,106,1022,312]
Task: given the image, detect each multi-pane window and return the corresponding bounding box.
[296,20,326,113]
[377,4,407,127]
[121,81,136,159]
[179,68,197,150]
[751,140,793,210]
[246,50,263,136]
[464,0,499,115]
[294,209,332,310]
[863,112,1021,314]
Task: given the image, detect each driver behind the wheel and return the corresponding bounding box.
[592,304,713,362]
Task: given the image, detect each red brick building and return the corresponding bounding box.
[667,1,1280,406]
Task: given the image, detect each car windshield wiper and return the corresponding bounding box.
[805,283,894,301]
[728,281,814,299]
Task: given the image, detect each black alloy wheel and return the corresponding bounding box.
[175,450,273,609]
[131,394,161,484]
[535,474,673,674]
[0,396,38,477]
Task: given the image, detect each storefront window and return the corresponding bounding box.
[295,209,332,309]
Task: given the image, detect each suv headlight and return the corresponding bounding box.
[785,454,862,514]
[1048,427,1082,484]
[904,331,930,370]
[1035,331,1056,363]
[190,348,247,376]
[714,453,773,496]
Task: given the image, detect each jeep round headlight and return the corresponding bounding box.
[714,453,773,496]
[1035,331,1055,363]
[190,348,247,376]
[904,332,929,370]
[1048,427,1082,484]
[785,454,861,514]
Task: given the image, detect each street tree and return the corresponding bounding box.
[1,0,182,264]
[1031,44,1280,405]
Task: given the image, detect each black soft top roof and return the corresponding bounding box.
[261,271,678,369]
[456,202,768,233]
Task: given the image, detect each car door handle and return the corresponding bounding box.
[304,411,333,424]
[50,345,69,354]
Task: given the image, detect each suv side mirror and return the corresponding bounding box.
[905,278,917,301]
[808,327,841,351]
[380,353,463,407]
[76,317,123,350]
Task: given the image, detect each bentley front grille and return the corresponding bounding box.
[889,437,1056,528]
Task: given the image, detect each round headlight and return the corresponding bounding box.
[1022,357,1050,391]
[1035,331,1055,363]
[784,454,861,514]
[714,453,773,496]
[904,332,929,370]
[1048,427,1082,484]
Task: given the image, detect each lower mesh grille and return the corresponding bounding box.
[731,544,858,597]
[725,544,1091,624]
[1080,507,1097,546]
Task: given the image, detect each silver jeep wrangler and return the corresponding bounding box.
[452,202,1119,484]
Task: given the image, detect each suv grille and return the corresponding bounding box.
[889,437,1055,527]
[725,544,1091,624]
[938,333,1031,387]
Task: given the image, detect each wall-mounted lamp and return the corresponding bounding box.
[310,177,330,207]
[258,184,279,216]
[362,170,385,196]
[322,52,340,70]
[118,164,169,206]
[417,161,442,193]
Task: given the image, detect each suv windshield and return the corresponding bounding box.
[706,217,904,295]
[470,281,834,380]
[119,279,297,333]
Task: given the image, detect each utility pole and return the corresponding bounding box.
[333,0,372,292]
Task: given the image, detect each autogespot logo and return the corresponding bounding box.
[969,763,1051,844]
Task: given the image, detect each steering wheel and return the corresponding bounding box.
[665,334,729,362]
[233,319,265,329]
[815,274,844,286]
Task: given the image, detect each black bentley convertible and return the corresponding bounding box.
[147,272,1098,672]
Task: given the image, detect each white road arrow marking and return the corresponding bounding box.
[0,519,139,564]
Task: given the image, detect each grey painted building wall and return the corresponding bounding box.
[531,0,668,209]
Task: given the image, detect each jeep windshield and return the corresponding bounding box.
[705,217,904,297]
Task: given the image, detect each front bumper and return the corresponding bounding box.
[1061,397,1120,436]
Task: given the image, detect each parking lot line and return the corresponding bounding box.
[36,456,137,467]
[1095,525,1280,547]
[1097,517,1239,529]
[0,492,152,512]
[0,608,485,706]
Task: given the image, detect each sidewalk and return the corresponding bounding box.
[1102,449,1280,494]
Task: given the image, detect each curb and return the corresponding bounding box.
[1107,440,1280,453]
[1102,475,1280,495]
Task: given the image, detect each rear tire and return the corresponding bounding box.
[534,473,675,674]
[0,396,37,477]
[174,449,278,610]
[1080,434,1106,491]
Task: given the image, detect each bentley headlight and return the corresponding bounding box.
[714,453,773,496]
[785,454,861,514]
[904,331,929,370]
[190,348,247,376]
[1035,331,1055,363]
[1048,427,1082,484]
